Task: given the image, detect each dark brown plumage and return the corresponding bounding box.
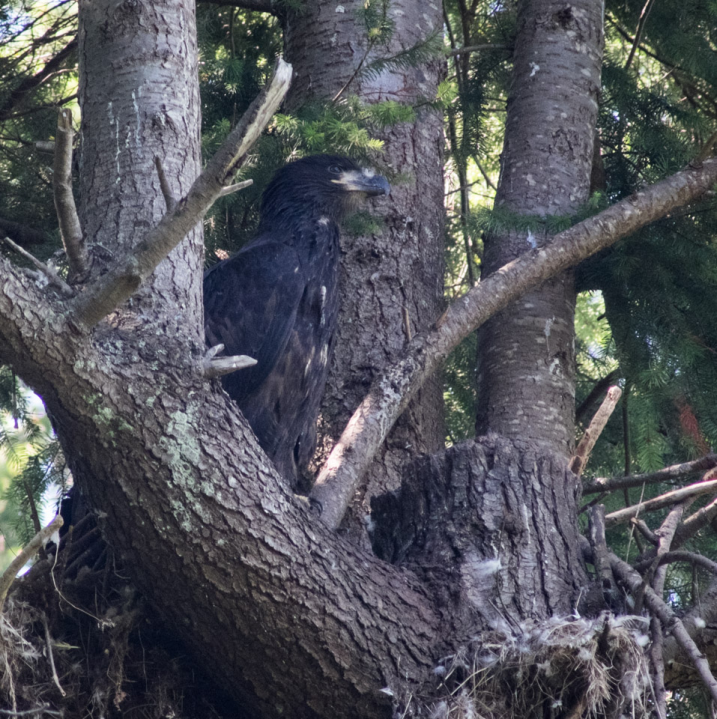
[204,155,389,490]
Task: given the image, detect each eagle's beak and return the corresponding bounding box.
[337,169,391,197]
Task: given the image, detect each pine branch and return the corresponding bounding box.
[69,58,292,328]
[310,158,717,530]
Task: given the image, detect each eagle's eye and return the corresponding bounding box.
[328,165,342,175]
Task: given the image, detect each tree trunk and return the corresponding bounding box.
[475,0,604,455]
[283,0,446,538]
[78,0,203,340]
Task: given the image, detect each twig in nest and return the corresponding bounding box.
[0,707,61,717]
[0,515,63,612]
[202,343,257,378]
[1,236,73,297]
[42,614,65,697]
[570,385,622,476]
[610,551,717,705]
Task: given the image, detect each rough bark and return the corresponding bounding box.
[0,254,441,719]
[370,435,587,632]
[475,0,603,454]
[283,0,446,539]
[78,0,203,340]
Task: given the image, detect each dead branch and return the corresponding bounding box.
[634,550,717,576]
[575,369,619,425]
[202,344,257,378]
[0,235,73,297]
[0,515,63,612]
[587,505,617,604]
[570,385,622,476]
[53,108,86,281]
[610,551,717,706]
[69,58,292,329]
[673,495,717,548]
[604,479,717,527]
[220,179,253,196]
[649,502,689,719]
[583,454,717,495]
[631,517,658,545]
[310,157,717,530]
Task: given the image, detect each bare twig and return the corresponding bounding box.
[631,517,658,545]
[692,129,717,166]
[649,501,689,718]
[0,515,63,612]
[202,344,257,378]
[674,495,717,548]
[0,235,73,297]
[583,454,717,495]
[42,614,65,697]
[220,179,253,196]
[0,707,61,717]
[610,551,717,706]
[53,108,86,281]
[309,157,717,530]
[154,157,176,212]
[570,385,622,476]
[576,373,620,425]
[624,0,658,71]
[634,550,717,576]
[604,479,717,527]
[69,58,292,328]
[588,505,616,603]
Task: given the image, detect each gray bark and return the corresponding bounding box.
[283,0,446,538]
[476,0,604,455]
[78,0,203,340]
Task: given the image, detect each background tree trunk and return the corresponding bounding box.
[475,0,604,455]
[283,0,446,539]
[78,0,203,339]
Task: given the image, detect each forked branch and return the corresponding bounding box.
[310,158,717,530]
[69,58,292,328]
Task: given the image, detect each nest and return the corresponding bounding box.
[0,514,226,719]
[425,614,652,719]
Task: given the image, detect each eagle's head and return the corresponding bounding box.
[258,154,390,230]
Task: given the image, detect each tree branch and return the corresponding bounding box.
[610,551,717,706]
[68,58,292,328]
[53,109,86,281]
[575,369,619,425]
[310,158,717,530]
[0,515,63,612]
[604,478,717,527]
[0,37,77,121]
[202,344,257,378]
[634,549,717,575]
[0,235,73,297]
[569,385,621,476]
[673,494,717,548]
[582,453,717,495]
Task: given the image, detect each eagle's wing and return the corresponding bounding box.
[203,237,305,403]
